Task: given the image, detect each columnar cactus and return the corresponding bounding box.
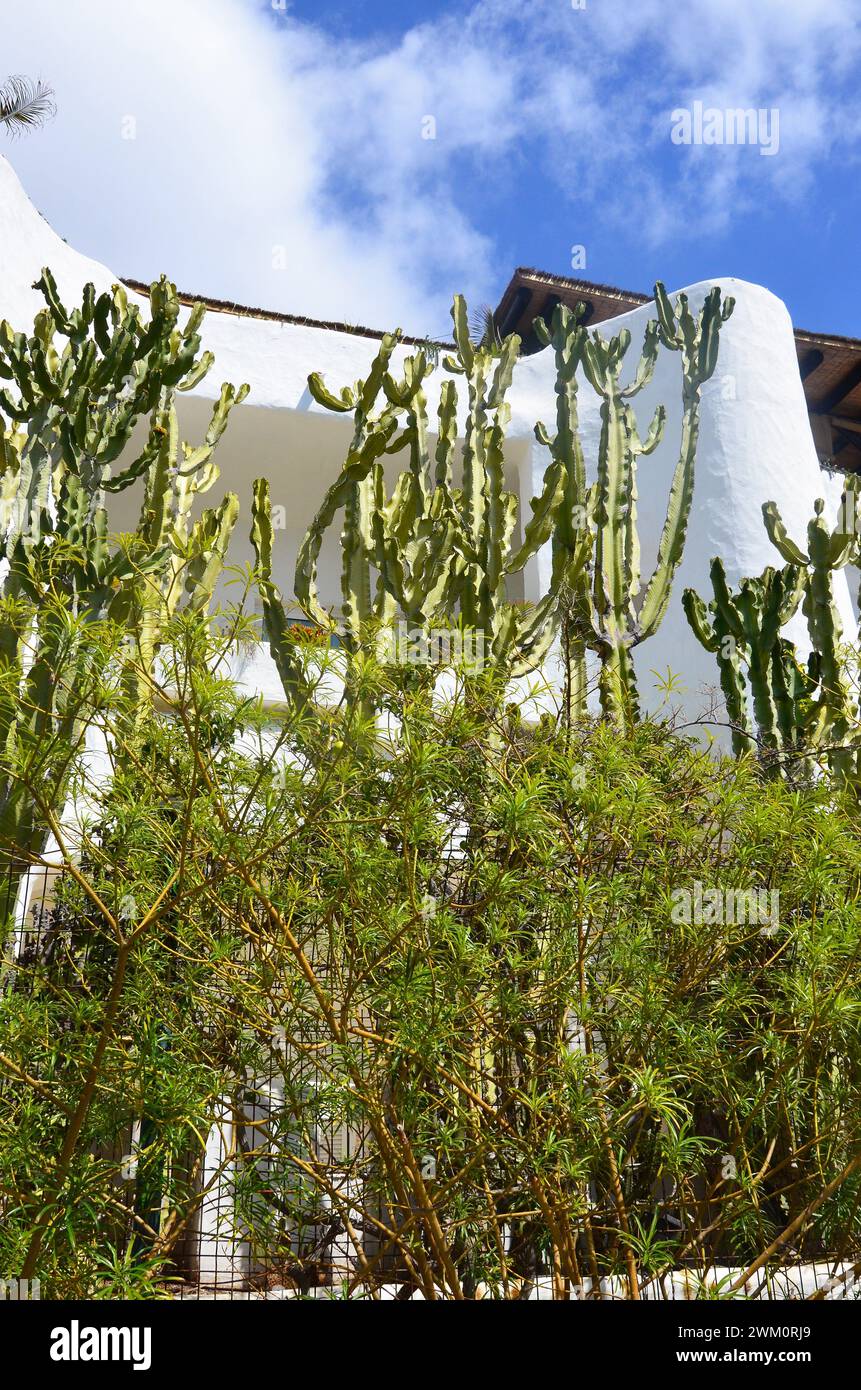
[770,638,820,766]
[250,478,310,708]
[274,298,567,690]
[532,304,594,721]
[251,335,407,711]
[257,284,731,715]
[372,349,462,631]
[532,284,734,725]
[124,386,246,714]
[682,559,806,760]
[431,296,565,676]
[294,331,402,648]
[684,481,861,781]
[0,272,247,875]
[761,489,858,781]
[0,268,213,569]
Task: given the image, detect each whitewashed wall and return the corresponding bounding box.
[510,282,857,725]
[1,153,854,737]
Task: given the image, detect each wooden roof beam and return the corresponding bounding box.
[813,358,861,415]
[495,286,532,339]
[799,348,823,381]
[831,427,861,465]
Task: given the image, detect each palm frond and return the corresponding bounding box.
[468,303,503,352]
[0,75,56,138]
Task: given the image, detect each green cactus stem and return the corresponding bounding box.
[289,298,569,690]
[762,488,858,782]
[249,478,311,709]
[0,273,247,885]
[533,303,594,722]
[683,558,807,765]
[533,284,734,727]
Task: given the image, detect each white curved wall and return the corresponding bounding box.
[511,281,857,727]
[1,154,852,734]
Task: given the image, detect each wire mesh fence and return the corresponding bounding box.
[0,859,406,1299]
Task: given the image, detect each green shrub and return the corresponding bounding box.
[1,624,859,1298]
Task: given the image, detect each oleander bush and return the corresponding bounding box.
[1,611,859,1298]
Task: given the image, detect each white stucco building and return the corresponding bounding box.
[5,152,861,1293]
[1,152,859,727]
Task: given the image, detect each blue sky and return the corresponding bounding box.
[4,0,861,338]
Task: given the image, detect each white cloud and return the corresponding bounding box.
[1,0,858,332]
[2,0,479,335]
